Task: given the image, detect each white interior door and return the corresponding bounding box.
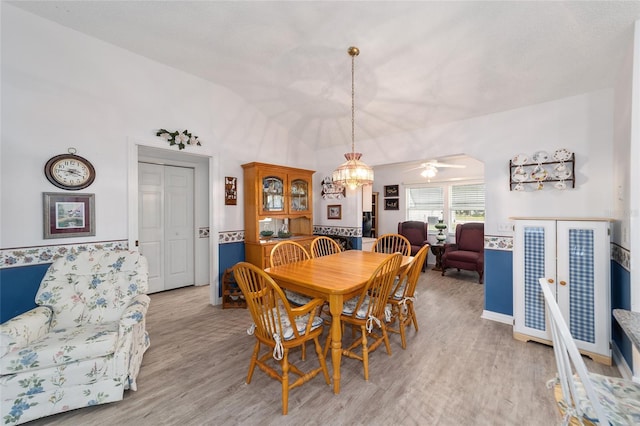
[164,165,195,290]
[138,162,195,293]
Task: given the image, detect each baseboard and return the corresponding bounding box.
[612,341,634,381]
[481,310,513,325]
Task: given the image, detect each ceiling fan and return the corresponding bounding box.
[407,160,466,179]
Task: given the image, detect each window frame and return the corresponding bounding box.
[404,179,485,235]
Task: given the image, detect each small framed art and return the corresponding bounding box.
[384,198,399,210]
[327,204,342,220]
[43,192,95,239]
[384,185,399,198]
[225,176,237,205]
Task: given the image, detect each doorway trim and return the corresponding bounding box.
[127,139,220,305]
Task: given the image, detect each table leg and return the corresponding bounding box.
[329,294,343,394]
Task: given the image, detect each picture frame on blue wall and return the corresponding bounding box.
[43,192,95,239]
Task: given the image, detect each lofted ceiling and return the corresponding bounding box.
[8,1,640,152]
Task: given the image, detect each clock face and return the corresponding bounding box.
[44,154,95,190]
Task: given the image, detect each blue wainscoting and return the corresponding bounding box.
[0,264,51,323]
[218,241,245,297]
[484,249,513,316]
[611,259,632,370]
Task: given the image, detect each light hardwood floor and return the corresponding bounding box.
[27,268,620,425]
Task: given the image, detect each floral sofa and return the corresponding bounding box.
[0,250,150,425]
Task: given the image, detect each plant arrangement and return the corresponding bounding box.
[156,129,201,150]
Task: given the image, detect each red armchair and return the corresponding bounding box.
[398,221,429,272]
[441,223,484,283]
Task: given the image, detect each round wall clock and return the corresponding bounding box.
[44,149,96,190]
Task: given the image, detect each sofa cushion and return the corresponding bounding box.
[0,323,118,374]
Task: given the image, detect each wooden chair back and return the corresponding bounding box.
[270,240,310,268]
[234,262,301,342]
[392,243,430,301]
[371,233,411,256]
[310,236,342,258]
[347,253,403,323]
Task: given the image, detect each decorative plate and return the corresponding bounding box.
[531,165,548,181]
[553,164,572,180]
[532,151,550,163]
[553,148,572,162]
[512,154,528,166]
[554,181,567,190]
[511,167,528,182]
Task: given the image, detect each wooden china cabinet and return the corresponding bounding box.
[242,162,315,268]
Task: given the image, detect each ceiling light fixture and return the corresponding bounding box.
[420,165,438,179]
[332,46,374,191]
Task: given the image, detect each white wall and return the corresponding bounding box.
[0,5,292,248]
[315,90,615,234]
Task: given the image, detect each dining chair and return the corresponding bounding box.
[270,241,313,306]
[324,252,403,381]
[232,262,330,415]
[310,236,342,258]
[371,233,411,256]
[387,243,430,349]
[539,278,640,425]
[270,240,314,359]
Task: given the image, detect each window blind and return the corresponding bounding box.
[451,183,485,210]
[407,187,444,210]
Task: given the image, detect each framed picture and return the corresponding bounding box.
[384,185,399,198]
[327,204,342,220]
[43,192,95,239]
[225,176,237,205]
[384,198,399,210]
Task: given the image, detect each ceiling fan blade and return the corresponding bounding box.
[432,163,466,168]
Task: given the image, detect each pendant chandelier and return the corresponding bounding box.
[332,46,374,190]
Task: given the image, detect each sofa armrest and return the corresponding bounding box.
[118,294,151,337]
[0,306,52,356]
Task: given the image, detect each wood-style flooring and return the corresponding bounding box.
[26,268,620,425]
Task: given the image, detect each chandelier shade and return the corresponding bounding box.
[332,152,374,190]
[333,46,374,190]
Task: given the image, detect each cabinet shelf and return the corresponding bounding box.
[509,153,575,190]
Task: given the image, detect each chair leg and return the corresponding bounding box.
[361,326,369,381]
[381,325,393,355]
[398,317,407,350]
[246,341,260,383]
[409,305,419,332]
[281,349,290,415]
[314,337,331,385]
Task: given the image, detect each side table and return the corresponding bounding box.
[430,244,445,271]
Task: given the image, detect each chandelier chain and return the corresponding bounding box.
[351,51,355,154]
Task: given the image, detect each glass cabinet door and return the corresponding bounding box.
[290,178,308,212]
[262,176,284,213]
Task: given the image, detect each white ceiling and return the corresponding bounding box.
[9,1,640,152]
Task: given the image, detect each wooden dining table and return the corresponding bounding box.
[264,249,413,394]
